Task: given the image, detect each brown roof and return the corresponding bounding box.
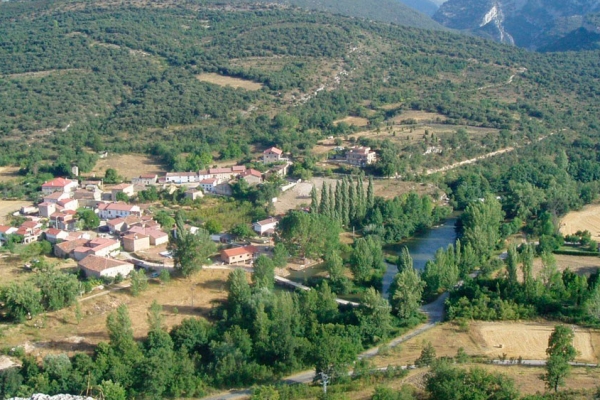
[209,168,231,174]
[255,217,278,226]
[0,225,15,234]
[78,255,133,273]
[242,169,262,178]
[44,192,69,200]
[111,183,133,190]
[221,245,259,258]
[56,239,89,253]
[139,174,157,179]
[45,228,63,236]
[264,147,283,155]
[123,233,148,241]
[107,218,125,227]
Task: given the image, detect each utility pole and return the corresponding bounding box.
[320,372,329,395]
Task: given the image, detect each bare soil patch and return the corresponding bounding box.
[3,69,90,79]
[89,153,166,180]
[196,73,263,91]
[334,116,369,127]
[0,200,33,223]
[0,166,20,183]
[390,110,448,122]
[3,268,232,358]
[560,203,600,242]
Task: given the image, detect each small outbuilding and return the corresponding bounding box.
[78,255,134,278]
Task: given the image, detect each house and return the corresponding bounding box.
[165,172,199,184]
[199,178,219,193]
[110,183,135,201]
[208,167,245,181]
[185,188,204,200]
[263,147,284,164]
[240,169,263,185]
[57,198,79,212]
[49,211,78,231]
[80,180,103,190]
[97,203,141,220]
[253,217,279,236]
[122,233,150,252]
[43,191,72,204]
[55,239,89,258]
[220,245,259,264]
[346,146,377,167]
[107,218,127,234]
[38,202,57,218]
[41,177,78,194]
[78,255,134,278]
[73,238,120,261]
[73,189,102,207]
[127,226,169,246]
[0,225,18,242]
[269,162,291,177]
[44,228,69,243]
[132,174,158,185]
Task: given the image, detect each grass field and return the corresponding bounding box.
[560,203,600,242]
[372,321,600,369]
[196,73,263,91]
[89,153,166,180]
[532,254,600,278]
[0,200,33,223]
[0,166,20,183]
[334,116,370,127]
[2,268,234,358]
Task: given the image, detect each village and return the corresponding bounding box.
[0,145,378,281]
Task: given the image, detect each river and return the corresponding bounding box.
[382,217,458,295]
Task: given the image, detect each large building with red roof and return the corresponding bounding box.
[41,177,78,195]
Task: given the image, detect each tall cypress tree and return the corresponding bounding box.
[328,183,335,221]
[318,182,329,216]
[335,182,343,224]
[348,177,356,223]
[357,175,365,222]
[367,176,375,211]
[310,185,318,214]
[341,177,349,226]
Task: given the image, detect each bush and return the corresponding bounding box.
[159,269,171,283]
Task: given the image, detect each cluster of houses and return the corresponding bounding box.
[0,146,295,277]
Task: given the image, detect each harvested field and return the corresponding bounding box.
[0,200,33,223]
[334,116,369,127]
[3,268,233,358]
[89,153,166,180]
[0,166,20,182]
[196,73,263,90]
[560,203,600,242]
[3,68,90,79]
[273,177,439,214]
[532,254,600,278]
[372,321,600,369]
[0,255,77,285]
[390,110,447,122]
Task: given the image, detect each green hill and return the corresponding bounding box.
[0,0,599,181]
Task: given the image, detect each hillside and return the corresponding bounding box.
[433,0,600,50]
[398,0,439,16]
[0,0,599,191]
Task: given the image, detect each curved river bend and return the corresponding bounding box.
[382,217,458,295]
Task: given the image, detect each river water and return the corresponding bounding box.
[381,217,458,295]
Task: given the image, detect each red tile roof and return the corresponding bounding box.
[241,169,262,178]
[0,225,15,234]
[42,177,75,188]
[264,147,283,155]
[45,228,63,236]
[255,217,278,226]
[221,245,259,258]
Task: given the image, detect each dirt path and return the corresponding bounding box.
[425,147,514,175]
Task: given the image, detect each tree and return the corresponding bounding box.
[204,219,223,234]
[253,255,275,289]
[130,269,148,297]
[585,284,600,320]
[367,176,375,211]
[115,192,129,202]
[76,208,100,230]
[350,238,373,283]
[505,243,518,289]
[415,341,436,367]
[99,380,127,400]
[37,270,81,311]
[251,386,280,400]
[104,168,121,184]
[227,269,252,320]
[272,242,288,268]
[389,266,424,319]
[356,288,392,345]
[0,281,43,321]
[170,213,216,277]
[318,182,330,217]
[324,250,344,282]
[312,324,361,382]
[544,325,577,392]
[310,185,318,213]
[396,246,413,272]
[230,223,255,239]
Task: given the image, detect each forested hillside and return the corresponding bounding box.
[0,0,599,196]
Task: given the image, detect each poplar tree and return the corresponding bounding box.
[367,176,375,211]
[319,182,329,216]
[335,182,343,224]
[506,243,519,289]
[397,246,413,272]
[348,177,356,223]
[341,177,349,226]
[310,185,318,213]
[328,183,335,221]
[357,176,365,221]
